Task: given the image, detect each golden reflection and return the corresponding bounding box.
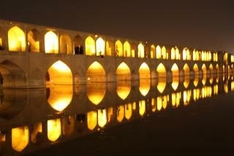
[193,77,199,87]
[157,95,168,111]
[117,81,131,100]
[133,102,137,110]
[157,63,166,78]
[117,105,124,122]
[231,81,234,91]
[139,79,150,96]
[98,108,107,128]
[87,61,106,82]
[209,76,214,84]
[139,100,146,116]
[125,103,133,120]
[193,88,201,101]
[96,37,105,56]
[171,77,179,90]
[47,119,61,142]
[157,78,166,93]
[31,123,42,144]
[139,62,150,79]
[47,85,73,111]
[87,111,97,130]
[213,85,219,95]
[183,90,192,106]
[151,98,157,112]
[87,83,106,105]
[183,76,190,88]
[47,60,73,85]
[224,82,229,93]
[201,86,212,98]
[171,92,181,107]
[107,107,114,122]
[12,126,29,152]
[202,76,207,85]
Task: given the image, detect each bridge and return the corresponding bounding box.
[0,19,234,88]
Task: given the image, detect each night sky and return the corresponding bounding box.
[1,0,234,53]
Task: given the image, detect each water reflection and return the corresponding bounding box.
[0,75,234,155]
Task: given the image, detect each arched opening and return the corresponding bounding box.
[27,29,40,52]
[47,118,61,142]
[171,63,179,90]
[182,47,191,60]
[87,111,97,130]
[96,37,105,56]
[150,45,156,58]
[123,41,131,57]
[193,64,199,77]
[183,64,190,88]
[156,45,161,59]
[46,60,72,85]
[12,126,29,152]
[139,62,150,79]
[138,43,144,58]
[73,35,84,55]
[116,62,131,81]
[139,63,150,96]
[162,46,167,59]
[125,103,133,120]
[60,34,72,54]
[156,63,166,78]
[117,105,124,122]
[202,64,207,85]
[117,81,131,100]
[85,36,95,56]
[86,61,106,82]
[98,108,107,128]
[44,31,58,54]
[115,40,123,57]
[8,26,26,52]
[105,40,113,56]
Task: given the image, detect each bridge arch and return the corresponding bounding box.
[138,43,144,58]
[73,35,84,55]
[27,29,41,52]
[156,63,166,78]
[44,31,58,54]
[96,37,105,56]
[46,60,72,85]
[8,26,26,52]
[139,62,150,79]
[116,62,131,81]
[115,40,123,57]
[105,40,114,56]
[60,34,72,54]
[85,36,95,56]
[123,41,131,57]
[86,61,106,82]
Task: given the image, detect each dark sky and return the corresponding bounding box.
[1,0,234,53]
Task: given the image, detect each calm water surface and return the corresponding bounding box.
[1,76,234,155]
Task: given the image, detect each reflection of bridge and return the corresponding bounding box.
[0,19,234,88]
[0,76,233,155]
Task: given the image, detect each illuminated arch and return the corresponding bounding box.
[183,63,190,75]
[125,103,132,120]
[73,35,84,54]
[171,63,179,77]
[138,43,144,58]
[117,81,131,100]
[123,41,131,57]
[85,36,95,55]
[105,40,113,56]
[47,60,72,85]
[96,37,105,56]
[47,85,73,111]
[87,111,97,130]
[139,79,150,96]
[60,34,72,54]
[157,63,166,78]
[209,64,214,74]
[98,109,107,128]
[139,62,150,79]
[117,105,124,122]
[156,45,161,59]
[183,47,191,60]
[202,64,207,76]
[8,26,26,52]
[87,83,106,105]
[139,100,146,116]
[87,61,106,82]
[193,64,199,76]
[183,64,190,88]
[171,47,175,60]
[162,46,167,59]
[116,62,131,81]
[216,64,219,75]
[12,126,29,152]
[47,119,61,142]
[150,45,156,58]
[115,40,123,56]
[27,29,40,52]
[157,78,167,93]
[44,31,58,53]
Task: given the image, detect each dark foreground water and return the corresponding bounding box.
[1,76,234,156]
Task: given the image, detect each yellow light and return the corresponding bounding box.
[96,37,105,56]
[139,79,150,96]
[139,100,146,116]
[87,83,106,105]
[151,98,157,112]
[8,26,26,52]
[12,126,29,152]
[98,109,107,128]
[31,123,42,143]
[125,103,133,120]
[117,105,124,122]
[171,92,181,107]
[47,119,61,142]
[45,31,58,53]
[87,61,106,82]
[87,111,97,130]
[116,62,131,81]
[157,78,166,93]
[171,77,179,90]
[183,90,191,106]
[117,81,131,100]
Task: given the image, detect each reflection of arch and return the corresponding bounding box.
[47,60,72,85]
[157,63,166,78]
[123,41,131,57]
[12,126,29,152]
[138,43,144,58]
[87,111,97,130]
[60,34,72,54]
[27,29,40,52]
[47,119,61,142]
[44,31,58,53]
[115,40,123,56]
[73,35,84,55]
[139,62,150,79]
[116,62,131,81]
[85,36,95,55]
[193,64,199,76]
[202,64,207,75]
[209,64,214,74]
[8,26,26,52]
[117,81,131,100]
[87,61,106,82]
[87,83,106,105]
[96,37,105,56]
